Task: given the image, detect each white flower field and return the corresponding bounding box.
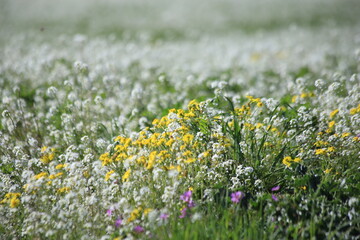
[1,0,360,239]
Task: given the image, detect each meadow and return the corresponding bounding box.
[1,0,360,239]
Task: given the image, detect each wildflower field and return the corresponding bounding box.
[1,0,360,239]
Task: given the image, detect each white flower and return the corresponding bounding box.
[191,212,202,222]
[46,86,58,97]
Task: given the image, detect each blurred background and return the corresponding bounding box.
[1,0,360,42]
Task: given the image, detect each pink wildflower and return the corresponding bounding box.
[230,191,245,203]
[160,213,169,220]
[134,225,144,233]
[115,218,122,228]
[179,207,187,218]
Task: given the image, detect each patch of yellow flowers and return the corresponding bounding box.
[40,146,56,164]
[282,156,301,167]
[100,99,234,184]
[0,193,21,208]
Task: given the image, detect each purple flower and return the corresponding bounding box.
[230,191,245,203]
[133,225,144,233]
[271,185,280,192]
[159,213,169,220]
[179,207,187,218]
[115,218,122,228]
[188,200,195,208]
[271,194,279,202]
[180,190,192,202]
[106,209,113,216]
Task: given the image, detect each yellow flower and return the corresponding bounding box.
[330,109,339,118]
[282,156,292,167]
[314,141,329,147]
[40,147,56,164]
[57,187,71,194]
[282,156,301,167]
[2,192,21,208]
[128,207,141,222]
[315,149,326,155]
[184,158,196,164]
[182,134,194,143]
[271,127,278,132]
[55,164,67,170]
[183,150,192,157]
[168,165,181,172]
[203,150,210,158]
[105,170,115,181]
[350,104,360,115]
[166,139,175,147]
[300,93,308,98]
[328,121,335,129]
[10,197,20,208]
[188,100,200,112]
[41,146,48,153]
[244,123,255,131]
[99,152,112,166]
[341,132,351,138]
[137,156,146,165]
[33,172,48,180]
[327,147,335,152]
[144,208,153,216]
[115,153,128,162]
[246,96,261,104]
[48,172,63,179]
[122,169,131,182]
[40,152,55,164]
[146,151,157,170]
[48,174,56,180]
[350,108,357,115]
[324,168,332,174]
[152,118,159,126]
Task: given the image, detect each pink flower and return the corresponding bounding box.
[230,191,245,203]
[180,190,192,202]
[179,207,187,218]
[187,200,195,208]
[115,218,122,228]
[271,185,280,192]
[133,225,144,233]
[272,194,279,202]
[180,190,195,209]
[106,209,113,216]
[160,213,169,220]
